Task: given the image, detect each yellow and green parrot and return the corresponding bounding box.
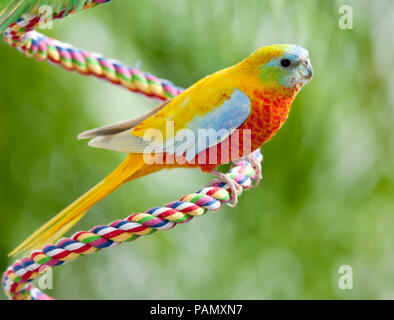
[1,2,313,257]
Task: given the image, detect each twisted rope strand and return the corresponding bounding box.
[2,151,263,300]
[3,0,183,101]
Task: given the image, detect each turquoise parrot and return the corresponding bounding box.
[10,43,313,257]
[1,3,313,256]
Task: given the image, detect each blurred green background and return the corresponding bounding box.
[1,0,394,299]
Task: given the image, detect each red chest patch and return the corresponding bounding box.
[166,89,296,172]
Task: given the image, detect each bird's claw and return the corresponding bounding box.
[233,153,262,188]
[205,170,243,207]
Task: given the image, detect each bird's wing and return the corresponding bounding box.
[87,74,251,161]
[77,100,170,139]
[0,0,89,32]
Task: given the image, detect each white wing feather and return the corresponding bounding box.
[87,89,251,159]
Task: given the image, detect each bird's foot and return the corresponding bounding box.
[205,169,243,207]
[233,153,262,188]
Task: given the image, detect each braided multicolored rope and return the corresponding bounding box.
[2,152,262,300]
[3,0,183,100]
[2,0,264,300]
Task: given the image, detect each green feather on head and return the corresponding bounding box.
[0,0,91,33]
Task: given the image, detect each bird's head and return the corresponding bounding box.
[240,44,313,95]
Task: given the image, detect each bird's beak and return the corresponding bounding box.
[304,58,313,82]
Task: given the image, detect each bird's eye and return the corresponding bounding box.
[280,58,292,68]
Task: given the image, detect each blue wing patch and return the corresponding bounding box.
[167,88,251,161]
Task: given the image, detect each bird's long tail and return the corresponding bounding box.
[9,153,148,257]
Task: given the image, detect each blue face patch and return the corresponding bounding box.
[261,45,312,89]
